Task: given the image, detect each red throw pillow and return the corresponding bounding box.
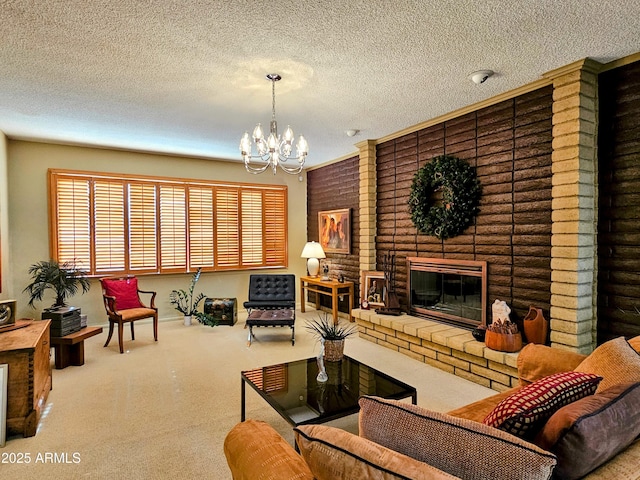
[102,277,142,310]
[483,371,602,439]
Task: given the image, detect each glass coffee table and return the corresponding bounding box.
[241,355,417,427]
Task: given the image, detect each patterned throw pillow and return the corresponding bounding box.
[483,371,602,439]
[359,396,556,480]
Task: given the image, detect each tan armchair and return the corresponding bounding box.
[100,276,158,354]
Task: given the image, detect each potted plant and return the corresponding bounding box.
[24,259,91,309]
[169,268,218,327]
[305,312,358,361]
[485,319,523,352]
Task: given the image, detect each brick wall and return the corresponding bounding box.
[375,86,554,326]
[307,155,360,311]
[598,59,640,341]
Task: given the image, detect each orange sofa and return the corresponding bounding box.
[224,336,640,480]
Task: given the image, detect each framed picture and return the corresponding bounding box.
[0,300,16,328]
[360,270,386,308]
[0,364,7,447]
[318,208,351,254]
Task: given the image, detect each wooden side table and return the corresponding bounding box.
[0,320,51,437]
[50,326,103,369]
[300,276,354,324]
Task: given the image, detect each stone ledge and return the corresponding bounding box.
[352,308,520,391]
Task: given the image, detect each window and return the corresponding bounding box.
[49,169,288,275]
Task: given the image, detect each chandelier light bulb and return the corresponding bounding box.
[267,132,278,151]
[252,123,264,141]
[297,135,308,156]
[240,73,308,175]
[283,125,294,143]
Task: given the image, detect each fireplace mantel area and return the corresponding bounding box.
[353,308,520,391]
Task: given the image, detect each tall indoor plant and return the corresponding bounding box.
[169,268,218,327]
[23,259,91,309]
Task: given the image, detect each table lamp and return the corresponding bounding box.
[301,241,326,277]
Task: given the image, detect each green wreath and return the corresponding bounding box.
[409,155,482,240]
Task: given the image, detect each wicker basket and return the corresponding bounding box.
[323,339,345,362]
[485,330,523,353]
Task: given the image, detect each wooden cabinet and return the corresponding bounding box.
[0,320,52,437]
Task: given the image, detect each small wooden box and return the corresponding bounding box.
[204,298,237,326]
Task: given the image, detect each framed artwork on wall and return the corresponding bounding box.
[318,208,351,254]
[360,270,386,308]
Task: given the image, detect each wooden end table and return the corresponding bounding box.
[50,326,103,369]
[300,276,354,324]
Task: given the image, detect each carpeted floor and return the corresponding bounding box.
[1,310,494,479]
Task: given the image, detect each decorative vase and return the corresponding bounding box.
[472,325,487,341]
[323,339,345,362]
[485,330,523,353]
[183,315,192,326]
[523,306,548,345]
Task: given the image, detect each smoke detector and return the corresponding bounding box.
[469,70,494,85]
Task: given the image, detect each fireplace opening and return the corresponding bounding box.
[407,257,487,329]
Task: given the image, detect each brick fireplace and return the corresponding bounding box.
[355,58,600,357]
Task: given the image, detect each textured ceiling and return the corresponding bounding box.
[1,0,640,168]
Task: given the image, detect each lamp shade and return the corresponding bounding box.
[301,241,326,277]
[301,241,326,259]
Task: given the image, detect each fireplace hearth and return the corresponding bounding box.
[407,257,487,329]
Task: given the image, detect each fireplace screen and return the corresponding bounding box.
[407,258,487,328]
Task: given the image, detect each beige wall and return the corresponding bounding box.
[7,140,308,324]
[0,132,11,300]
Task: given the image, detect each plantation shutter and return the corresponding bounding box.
[159,185,187,271]
[55,177,91,267]
[128,183,157,271]
[264,189,287,266]
[49,170,287,274]
[188,186,215,268]
[241,190,264,266]
[93,180,126,272]
[216,187,240,268]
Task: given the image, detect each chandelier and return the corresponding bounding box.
[239,73,308,175]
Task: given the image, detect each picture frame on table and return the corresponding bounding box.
[0,300,16,329]
[318,208,351,254]
[360,270,386,308]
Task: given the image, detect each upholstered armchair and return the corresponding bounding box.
[100,276,158,354]
[243,274,296,346]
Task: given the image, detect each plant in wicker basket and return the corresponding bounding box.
[305,312,358,362]
[486,319,519,334]
[485,318,522,352]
